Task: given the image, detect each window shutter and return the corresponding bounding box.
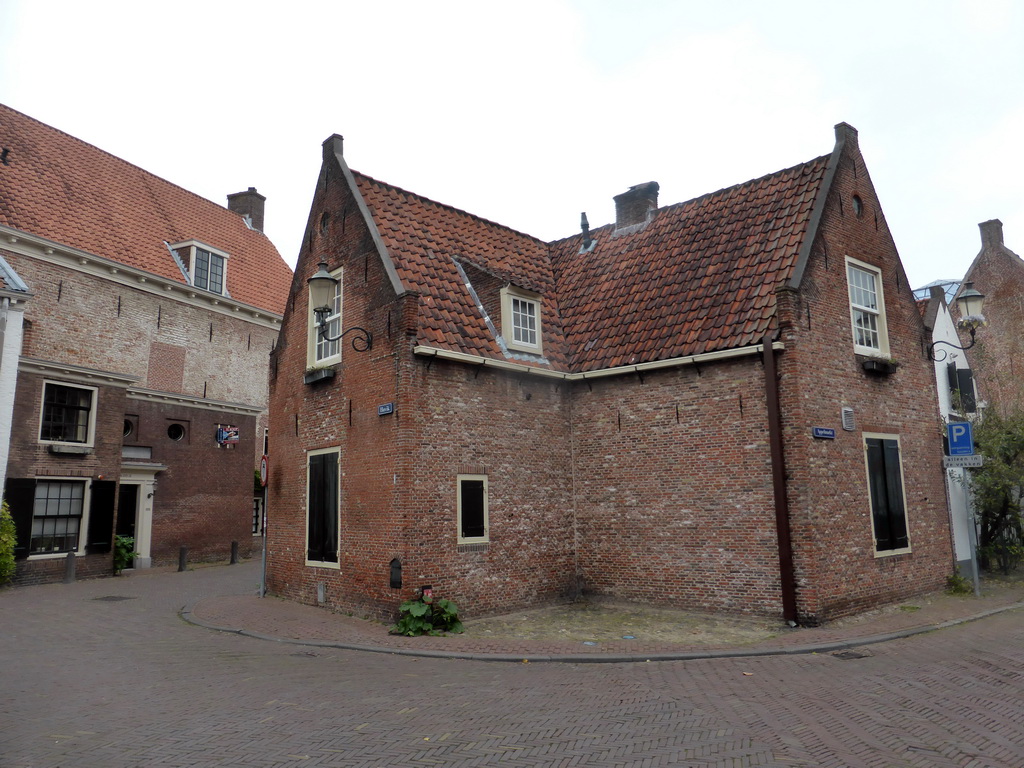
[322,452,338,563]
[946,362,958,397]
[87,480,116,554]
[865,439,892,550]
[882,439,909,548]
[307,454,324,562]
[3,478,35,560]
[956,369,976,413]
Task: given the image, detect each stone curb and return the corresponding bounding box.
[180,599,1024,664]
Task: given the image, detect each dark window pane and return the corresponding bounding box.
[460,479,485,538]
[40,384,92,443]
[307,452,338,563]
[956,369,976,413]
[866,438,908,551]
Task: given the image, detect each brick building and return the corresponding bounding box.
[267,123,951,626]
[958,220,1024,416]
[0,104,292,584]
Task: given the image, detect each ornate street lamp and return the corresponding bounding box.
[307,260,372,351]
[928,282,985,361]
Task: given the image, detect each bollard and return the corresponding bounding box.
[178,545,188,572]
[64,551,76,583]
[230,540,239,565]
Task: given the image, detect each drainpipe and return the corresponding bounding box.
[762,334,798,624]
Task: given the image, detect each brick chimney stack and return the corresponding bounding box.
[614,182,659,231]
[227,187,266,232]
[979,219,1004,249]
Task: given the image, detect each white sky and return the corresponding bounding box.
[1,0,1021,291]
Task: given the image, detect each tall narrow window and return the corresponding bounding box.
[308,268,343,366]
[39,382,95,445]
[457,474,488,543]
[846,259,888,356]
[307,449,339,564]
[864,435,910,553]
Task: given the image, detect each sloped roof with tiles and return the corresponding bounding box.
[0,103,292,314]
[347,145,834,374]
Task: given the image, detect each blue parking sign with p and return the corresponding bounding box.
[947,422,974,456]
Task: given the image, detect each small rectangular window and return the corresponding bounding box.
[864,435,910,553]
[846,259,888,355]
[946,364,977,413]
[457,474,488,543]
[40,382,95,445]
[194,248,225,294]
[500,286,543,354]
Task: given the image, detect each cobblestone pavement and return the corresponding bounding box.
[2,561,1023,767]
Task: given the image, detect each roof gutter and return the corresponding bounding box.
[413,341,785,381]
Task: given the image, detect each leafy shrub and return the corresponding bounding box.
[390,594,464,636]
[945,572,973,595]
[0,499,16,585]
[113,535,139,575]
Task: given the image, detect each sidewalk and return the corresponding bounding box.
[182,563,1024,663]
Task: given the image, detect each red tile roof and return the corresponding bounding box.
[0,103,292,314]
[354,152,830,373]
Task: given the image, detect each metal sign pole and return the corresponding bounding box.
[966,481,981,598]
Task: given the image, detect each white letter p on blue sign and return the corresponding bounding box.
[947,422,974,456]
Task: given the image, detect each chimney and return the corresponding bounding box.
[227,187,266,232]
[614,182,659,231]
[979,219,1003,249]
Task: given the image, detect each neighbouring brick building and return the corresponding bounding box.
[267,123,951,626]
[958,220,1024,416]
[0,104,292,584]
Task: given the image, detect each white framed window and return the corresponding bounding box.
[171,240,229,297]
[500,286,543,354]
[308,267,343,367]
[846,258,889,356]
[38,381,97,446]
[30,478,89,557]
[863,433,911,555]
[457,474,489,544]
[306,447,340,567]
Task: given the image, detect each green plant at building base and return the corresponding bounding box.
[0,498,16,585]
[389,594,465,637]
[945,572,973,595]
[113,535,139,575]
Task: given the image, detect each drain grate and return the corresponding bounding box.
[832,649,872,660]
[92,595,137,602]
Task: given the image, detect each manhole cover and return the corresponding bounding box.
[832,649,872,660]
[92,595,136,602]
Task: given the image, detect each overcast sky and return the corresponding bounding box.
[1,1,1021,291]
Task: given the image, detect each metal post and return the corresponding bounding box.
[966,484,982,597]
[63,551,76,583]
[178,545,188,572]
[230,540,239,564]
[259,486,268,597]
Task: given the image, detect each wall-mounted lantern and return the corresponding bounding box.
[307,260,373,351]
[928,282,986,362]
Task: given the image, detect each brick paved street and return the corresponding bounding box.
[2,562,1022,767]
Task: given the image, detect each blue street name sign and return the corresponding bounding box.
[812,427,836,439]
[378,402,395,416]
[947,422,974,456]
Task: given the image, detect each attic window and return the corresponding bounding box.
[171,241,229,297]
[500,285,543,354]
[852,195,864,218]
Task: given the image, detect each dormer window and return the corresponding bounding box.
[171,241,229,297]
[500,285,543,354]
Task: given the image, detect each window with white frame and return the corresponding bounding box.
[31,480,87,555]
[457,474,488,543]
[500,286,543,354]
[306,448,339,565]
[171,241,229,296]
[39,382,96,445]
[846,258,889,355]
[863,434,910,553]
[308,268,342,366]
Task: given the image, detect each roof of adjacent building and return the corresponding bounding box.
[0,252,29,295]
[0,103,292,314]
[352,146,833,373]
